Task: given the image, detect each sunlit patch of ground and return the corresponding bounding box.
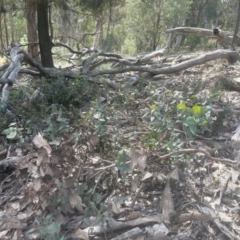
[0,57,8,65]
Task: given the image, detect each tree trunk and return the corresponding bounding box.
[37,0,53,67]
[232,0,240,47]
[10,11,14,43]
[26,0,38,59]
[0,14,4,50]
[92,14,104,48]
[3,14,8,47]
[48,3,53,41]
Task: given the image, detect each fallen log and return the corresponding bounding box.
[166,27,240,47]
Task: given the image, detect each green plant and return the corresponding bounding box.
[79,180,108,225]
[44,108,69,140]
[1,122,25,140]
[141,89,217,154]
[91,101,110,136]
[28,215,64,240]
[37,75,96,108]
[115,149,132,182]
[177,102,212,138]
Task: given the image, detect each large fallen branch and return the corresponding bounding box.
[0,46,24,110]
[166,27,240,47]
[1,42,240,109]
[26,49,240,78]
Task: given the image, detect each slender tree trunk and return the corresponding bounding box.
[48,3,53,41]
[0,0,4,48]
[232,0,240,47]
[37,0,54,67]
[3,14,8,47]
[106,3,112,41]
[10,11,14,43]
[92,14,104,48]
[0,14,4,50]
[26,0,39,59]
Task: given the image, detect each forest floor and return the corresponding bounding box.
[1,50,240,239]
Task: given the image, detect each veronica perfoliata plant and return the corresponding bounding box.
[177,102,212,138]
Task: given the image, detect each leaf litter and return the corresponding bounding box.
[1,56,240,239]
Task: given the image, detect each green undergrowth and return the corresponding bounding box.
[0,73,227,163]
[140,79,223,164]
[0,76,97,141]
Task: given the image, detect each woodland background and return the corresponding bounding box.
[0,0,237,62]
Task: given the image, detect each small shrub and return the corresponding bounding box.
[38,75,96,108]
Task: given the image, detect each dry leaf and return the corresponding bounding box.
[87,135,100,151]
[231,125,240,141]
[33,178,42,192]
[129,145,147,173]
[43,164,54,177]
[69,193,84,214]
[231,168,239,183]
[32,133,52,156]
[137,156,147,174]
[37,148,50,166]
[131,174,140,192]
[141,171,153,181]
[1,218,22,230]
[162,181,174,222]
[0,230,8,238]
[71,228,89,240]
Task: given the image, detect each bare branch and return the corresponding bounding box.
[158,148,237,165]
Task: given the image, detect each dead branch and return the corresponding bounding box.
[0,46,24,109]
[177,211,217,224]
[166,27,240,47]
[158,148,237,165]
[90,49,240,78]
[64,215,160,236]
[1,43,239,109]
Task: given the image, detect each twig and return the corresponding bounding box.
[130,183,145,209]
[158,148,237,165]
[174,128,213,140]
[0,149,7,157]
[6,145,11,158]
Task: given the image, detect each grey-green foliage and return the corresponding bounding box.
[1,122,25,140]
[203,0,221,27]
[44,108,69,140]
[116,149,131,182]
[163,0,191,26]
[80,179,108,225]
[37,76,95,108]
[126,0,163,52]
[28,215,64,240]
[76,0,125,15]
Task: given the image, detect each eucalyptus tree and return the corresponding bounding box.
[163,0,191,47]
[37,0,54,67]
[125,0,164,53]
[0,1,25,51]
[25,0,38,58]
[77,0,126,48]
[232,0,240,47]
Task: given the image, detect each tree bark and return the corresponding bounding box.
[92,14,104,48]
[37,0,54,67]
[232,0,240,47]
[0,14,4,50]
[3,14,8,47]
[26,0,38,59]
